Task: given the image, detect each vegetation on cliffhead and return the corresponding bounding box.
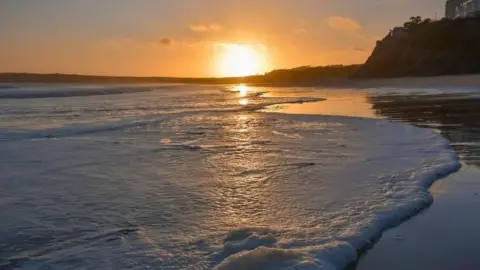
[261,65,360,85]
[354,15,480,78]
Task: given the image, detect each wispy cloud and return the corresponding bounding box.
[208,24,222,31]
[103,36,176,49]
[352,46,367,52]
[189,24,222,32]
[159,38,173,46]
[327,16,362,31]
[295,28,307,35]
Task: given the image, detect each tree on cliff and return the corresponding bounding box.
[403,16,431,31]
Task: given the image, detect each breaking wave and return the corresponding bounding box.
[0,85,162,99]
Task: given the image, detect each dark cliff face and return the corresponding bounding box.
[354,16,480,78]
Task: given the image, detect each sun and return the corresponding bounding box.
[215,44,267,77]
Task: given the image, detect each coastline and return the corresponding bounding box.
[267,79,480,270]
[4,72,480,89]
[354,87,480,270]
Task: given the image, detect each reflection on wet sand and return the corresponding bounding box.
[369,93,480,167]
[263,89,378,118]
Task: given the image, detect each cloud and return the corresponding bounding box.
[103,36,176,49]
[209,24,222,31]
[190,25,209,32]
[190,24,222,32]
[352,46,367,52]
[159,38,173,46]
[327,16,362,31]
[295,28,307,35]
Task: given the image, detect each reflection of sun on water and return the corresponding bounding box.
[235,84,249,97]
[233,114,253,133]
[160,138,172,144]
[215,44,268,77]
[233,84,250,105]
[212,113,270,226]
[239,98,249,106]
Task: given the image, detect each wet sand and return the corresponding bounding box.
[349,74,480,89]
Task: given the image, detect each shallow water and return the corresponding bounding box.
[261,89,378,118]
[0,84,460,269]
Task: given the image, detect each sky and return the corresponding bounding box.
[0,0,444,77]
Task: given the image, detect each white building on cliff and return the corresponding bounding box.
[446,0,480,18]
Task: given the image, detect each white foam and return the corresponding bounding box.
[214,241,358,270]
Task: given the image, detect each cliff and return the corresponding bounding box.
[354,16,480,78]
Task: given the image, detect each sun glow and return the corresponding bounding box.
[215,44,267,77]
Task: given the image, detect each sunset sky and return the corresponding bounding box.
[1,0,443,77]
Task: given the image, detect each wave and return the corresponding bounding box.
[0,85,161,99]
[208,117,461,270]
[0,227,140,269]
[213,167,461,269]
[244,97,324,112]
[0,97,324,141]
[213,227,357,270]
[0,119,165,141]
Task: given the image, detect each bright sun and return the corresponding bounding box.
[216,44,267,77]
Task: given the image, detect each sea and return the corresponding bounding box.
[0,83,466,269]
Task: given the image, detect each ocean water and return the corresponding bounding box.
[0,84,460,269]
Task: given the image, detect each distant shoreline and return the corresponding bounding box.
[0,65,360,85]
[0,73,261,85]
[2,73,480,89]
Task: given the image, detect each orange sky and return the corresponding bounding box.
[0,0,444,77]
